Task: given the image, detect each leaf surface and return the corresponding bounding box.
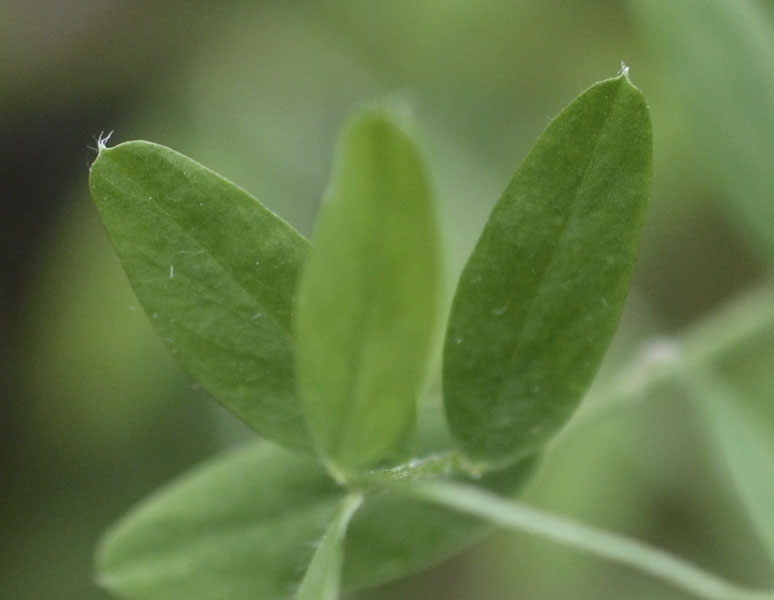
[295,111,441,469]
[89,141,312,451]
[97,444,341,600]
[443,73,652,465]
[97,443,535,600]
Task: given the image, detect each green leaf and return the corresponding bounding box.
[97,443,535,600]
[89,141,312,452]
[295,494,362,600]
[443,73,652,465]
[295,110,441,470]
[97,444,342,600]
[690,371,774,563]
[630,0,774,259]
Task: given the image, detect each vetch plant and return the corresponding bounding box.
[88,70,774,599]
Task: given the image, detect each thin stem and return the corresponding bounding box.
[405,479,774,600]
[295,493,363,600]
[345,450,475,491]
[560,280,774,441]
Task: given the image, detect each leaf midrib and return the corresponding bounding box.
[105,146,299,337]
[491,79,628,416]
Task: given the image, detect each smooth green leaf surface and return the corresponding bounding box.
[97,444,341,600]
[295,111,441,470]
[89,141,312,452]
[97,443,535,600]
[691,372,774,563]
[443,73,652,465]
[631,0,774,259]
[295,494,362,600]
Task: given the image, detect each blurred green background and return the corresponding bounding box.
[3,1,774,598]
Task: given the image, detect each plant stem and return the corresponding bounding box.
[562,281,774,439]
[405,479,774,600]
[345,450,471,491]
[295,493,363,600]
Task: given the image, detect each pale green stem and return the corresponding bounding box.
[405,480,774,600]
[349,283,774,598]
[561,281,774,441]
[343,449,479,490]
[295,493,363,600]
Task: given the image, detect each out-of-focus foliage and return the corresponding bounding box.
[3,1,773,599]
[632,0,774,260]
[295,112,441,470]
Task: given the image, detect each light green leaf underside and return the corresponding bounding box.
[630,0,774,258]
[690,371,774,564]
[96,443,536,600]
[89,141,312,452]
[295,494,362,600]
[443,73,652,465]
[96,444,341,600]
[295,111,441,469]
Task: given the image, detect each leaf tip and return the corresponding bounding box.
[88,131,114,174]
[618,61,630,79]
[97,130,114,151]
[345,100,421,149]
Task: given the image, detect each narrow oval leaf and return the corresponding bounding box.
[295,494,362,600]
[97,444,342,600]
[89,141,312,452]
[97,443,535,600]
[295,111,441,470]
[443,73,652,465]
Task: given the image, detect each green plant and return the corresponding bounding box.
[88,70,773,600]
